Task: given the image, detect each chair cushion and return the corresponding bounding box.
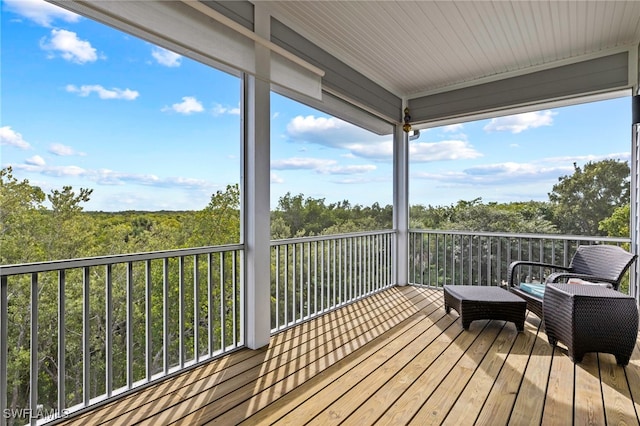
[567,278,613,289]
[519,283,546,298]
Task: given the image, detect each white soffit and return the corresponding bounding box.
[261,1,640,98]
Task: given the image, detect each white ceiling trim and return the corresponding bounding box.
[181,0,325,78]
[412,89,631,131]
[407,44,639,101]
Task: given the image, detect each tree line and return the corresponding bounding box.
[1,158,631,265]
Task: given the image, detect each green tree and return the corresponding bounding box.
[187,184,240,246]
[599,204,630,237]
[47,186,93,219]
[0,167,46,263]
[410,198,556,233]
[0,168,98,420]
[548,160,630,235]
[44,185,95,260]
[270,216,292,240]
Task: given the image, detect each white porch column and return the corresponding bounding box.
[243,5,271,349]
[631,94,640,303]
[393,123,409,286]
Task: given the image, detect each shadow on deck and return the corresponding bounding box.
[57,286,640,425]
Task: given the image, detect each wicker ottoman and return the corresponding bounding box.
[444,285,527,331]
[543,283,639,365]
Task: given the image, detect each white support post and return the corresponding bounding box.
[631,94,640,303]
[243,4,271,349]
[393,123,409,286]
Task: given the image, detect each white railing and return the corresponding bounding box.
[0,230,397,425]
[0,244,243,426]
[3,228,632,425]
[409,229,631,290]
[270,230,396,332]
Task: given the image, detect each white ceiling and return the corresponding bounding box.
[261,1,640,99]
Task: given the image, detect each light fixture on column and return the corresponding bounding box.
[403,107,412,133]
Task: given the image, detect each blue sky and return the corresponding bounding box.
[1,0,632,212]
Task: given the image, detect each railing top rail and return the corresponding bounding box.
[270,229,396,246]
[0,243,245,277]
[409,228,631,244]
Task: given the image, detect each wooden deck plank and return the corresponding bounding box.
[508,315,552,426]
[475,316,540,425]
[52,286,640,426]
[574,353,606,425]
[389,320,503,425]
[628,338,640,422]
[440,320,520,425]
[64,288,414,425]
[163,287,434,425]
[307,313,467,425]
[152,288,428,424]
[98,287,419,425]
[540,346,574,425]
[404,320,504,425]
[339,318,492,425]
[599,353,639,425]
[63,348,268,425]
[243,291,448,425]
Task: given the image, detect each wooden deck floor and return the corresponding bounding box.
[60,285,640,425]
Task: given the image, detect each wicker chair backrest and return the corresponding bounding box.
[569,245,637,289]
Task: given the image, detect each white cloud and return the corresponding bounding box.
[272,157,376,175]
[288,115,344,135]
[66,84,139,100]
[0,126,31,149]
[286,115,381,149]
[271,172,284,184]
[413,152,631,188]
[40,29,100,64]
[4,0,80,27]
[285,115,394,160]
[10,162,216,190]
[212,104,240,116]
[410,140,483,162]
[346,142,392,160]
[332,176,389,185]
[414,161,572,186]
[442,123,464,132]
[13,162,86,177]
[324,164,377,175]
[484,110,556,134]
[25,155,46,166]
[151,47,182,67]
[162,96,204,114]
[48,143,85,156]
[272,157,337,171]
[542,152,631,164]
[284,115,483,163]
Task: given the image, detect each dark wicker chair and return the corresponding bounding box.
[507,245,637,319]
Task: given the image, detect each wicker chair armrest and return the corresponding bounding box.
[545,272,618,287]
[507,261,570,287]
